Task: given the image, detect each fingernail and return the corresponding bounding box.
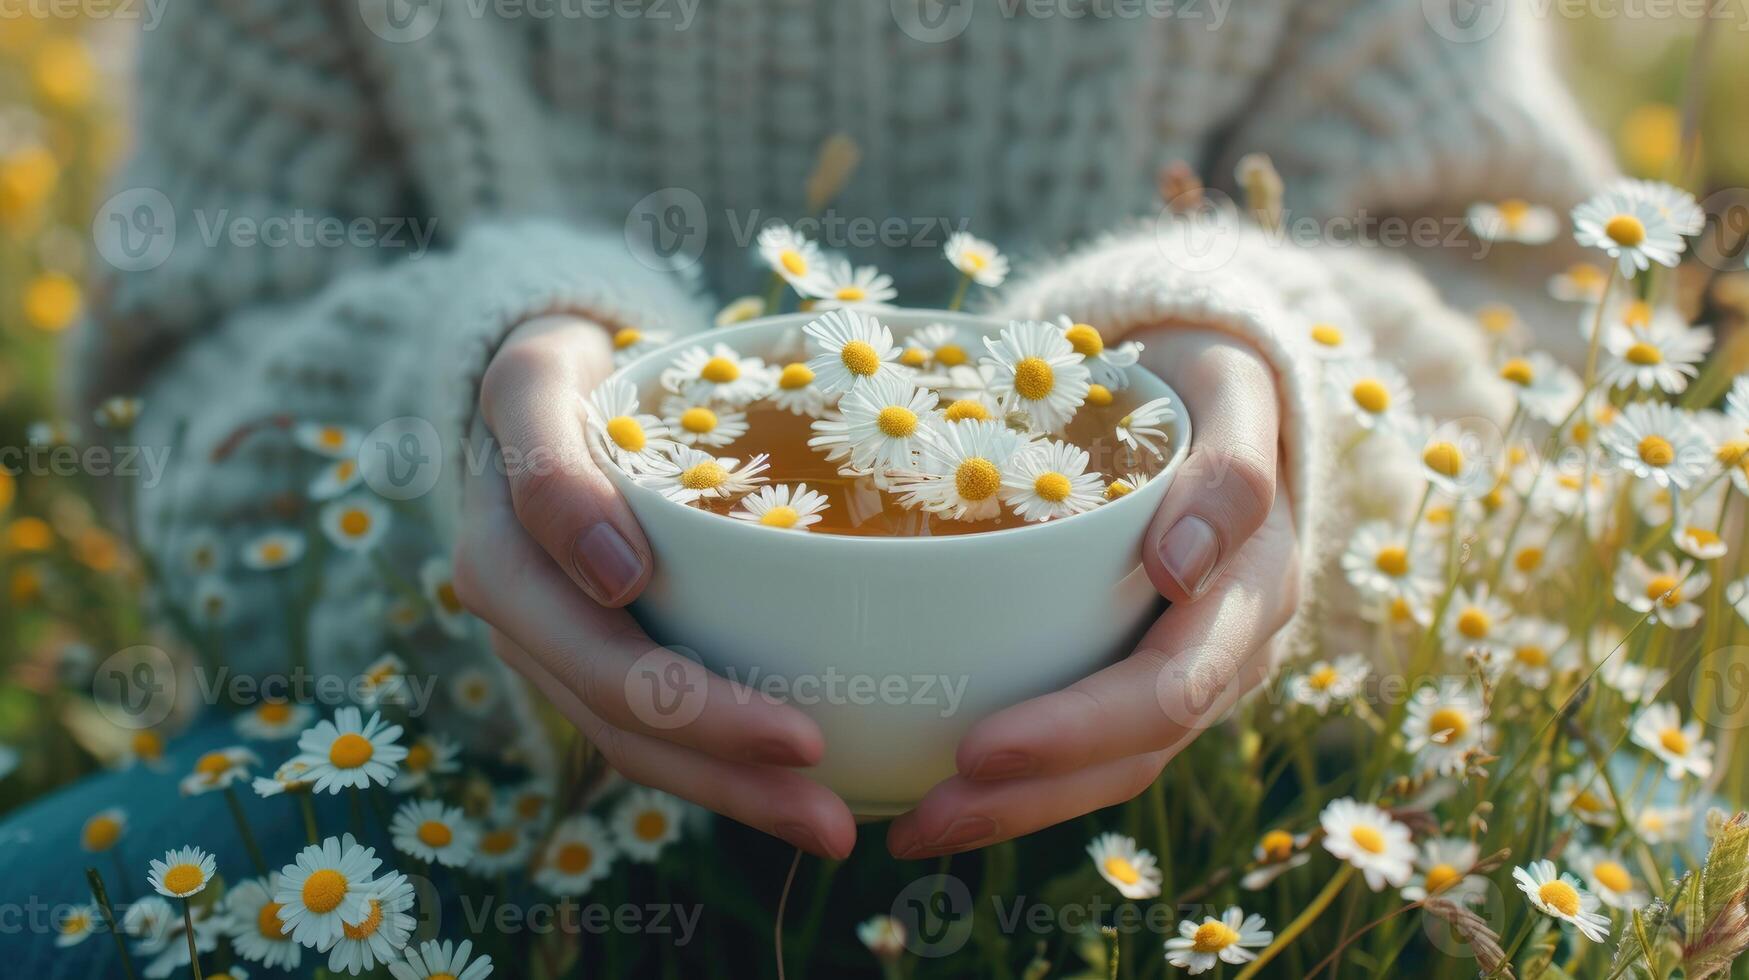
[574,523,644,605]
[925,816,997,853]
[775,822,834,858]
[969,751,1035,781]
[1158,515,1219,597]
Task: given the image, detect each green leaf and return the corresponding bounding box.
[1699,813,1749,927]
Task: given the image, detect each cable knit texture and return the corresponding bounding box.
[75,0,1614,710]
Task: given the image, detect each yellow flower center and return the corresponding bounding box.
[779,249,808,276]
[1498,199,1530,226]
[1659,727,1690,755]
[303,869,350,914]
[82,815,121,851]
[1477,304,1516,335]
[876,406,919,438]
[162,863,204,896]
[418,820,453,848]
[1646,574,1682,605]
[1717,440,1749,467]
[319,427,346,449]
[556,843,594,875]
[334,460,357,481]
[1012,357,1055,400]
[778,363,815,390]
[480,829,518,855]
[405,742,433,772]
[1033,472,1072,503]
[329,732,375,769]
[1422,442,1465,479]
[259,542,287,564]
[1428,707,1470,741]
[339,509,372,538]
[1499,359,1535,386]
[516,794,546,821]
[1085,384,1114,407]
[60,912,89,935]
[1605,214,1646,248]
[1191,921,1240,954]
[759,506,800,529]
[841,340,882,377]
[1539,880,1582,917]
[679,407,718,434]
[342,900,383,940]
[679,462,727,491]
[1614,340,1663,371]
[835,285,866,302]
[1309,323,1344,347]
[612,327,642,350]
[257,903,288,940]
[1374,546,1409,577]
[1260,830,1295,862]
[1105,480,1134,500]
[1102,856,1141,885]
[195,751,233,780]
[636,811,669,841]
[944,400,991,422]
[132,730,163,759]
[899,347,929,367]
[955,458,1002,502]
[606,416,647,451]
[700,357,740,384]
[1350,825,1387,855]
[962,251,989,273]
[1566,263,1605,288]
[1573,790,1607,814]
[1515,646,1549,667]
[935,343,969,367]
[1515,547,1544,572]
[1064,323,1105,357]
[1457,607,1491,639]
[1424,864,1463,894]
[1593,861,1633,894]
[437,581,463,613]
[1351,379,1391,414]
[1308,665,1340,691]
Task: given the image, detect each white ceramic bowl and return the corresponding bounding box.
[602,310,1192,816]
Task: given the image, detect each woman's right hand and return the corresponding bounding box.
[453,315,857,858]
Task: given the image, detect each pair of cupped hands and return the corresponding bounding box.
[453,315,1300,860]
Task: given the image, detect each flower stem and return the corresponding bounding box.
[86,867,139,980]
[1232,864,1354,980]
[947,273,972,313]
[181,898,204,980]
[298,793,320,845]
[224,787,269,876]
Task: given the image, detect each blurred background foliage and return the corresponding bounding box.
[0,8,1745,816]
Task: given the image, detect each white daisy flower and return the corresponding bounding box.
[309,457,364,501]
[1514,860,1612,942]
[389,939,493,980]
[889,419,1025,521]
[1701,404,1748,497]
[1241,830,1311,890]
[814,257,897,309]
[770,362,828,417]
[1600,657,1669,705]
[804,308,904,395]
[234,700,314,742]
[296,706,408,793]
[1439,584,1513,662]
[180,745,261,796]
[273,834,382,950]
[714,295,767,327]
[183,529,225,576]
[1615,551,1710,629]
[471,816,533,876]
[1468,199,1560,244]
[938,393,1001,426]
[148,845,216,899]
[660,343,772,405]
[1633,804,1692,845]
[808,372,938,471]
[1548,261,1610,303]
[1319,798,1415,891]
[80,807,127,852]
[1340,521,1440,606]
[1572,182,1689,277]
[55,903,98,947]
[1673,521,1728,561]
[123,895,175,948]
[1600,402,1710,490]
[326,871,416,976]
[356,654,411,709]
[418,557,470,639]
[253,757,318,798]
[1569,845,1648,911]
[661,397,748,449]
[141,904,220,977]
[611,787,686,862]
[504,781,554,826]
[1499,617,1572,690]
[1286,654,1370,715]
[1496,352,1581,425]
[1403,678,1492,777]
[1112,396,1177,460]
[1164,907,1272,974]
[1299,320,1372,360]
[450,667,498,716]
[1730,576,1749,626]
[241,530,305,571]
[912,322,976,370]
[637,446,770,506]
[1552,768,1618,827]
[1102,471,1154,502]
[1631,701,1714,780]
[224,876,302,969]
[730,483,831,531]
[1623,177,1705,234]
[535,815,617,896]
[1403,417,1492,499]
[1327,359,1414,432]
[320,495,392,553]
[1401,838,1486,904]
[1001,439,1104,522]
[982,320,1091,432]
[758,224,830,294]
[856,916,907,962]
[1475,303,1524,346]
[943,231,1008,287]
[1085,832,1163,899]
[390,799,479,867]
[609,324,669,364]
[295,423,360,459]
[1600,319,1712,394]
[94,396,143,429]
[1054,317,1141,390]
[586,377,674,473]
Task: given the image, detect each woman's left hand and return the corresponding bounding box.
[887,330,1302,859]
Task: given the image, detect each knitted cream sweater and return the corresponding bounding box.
[76,0,1614,739]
